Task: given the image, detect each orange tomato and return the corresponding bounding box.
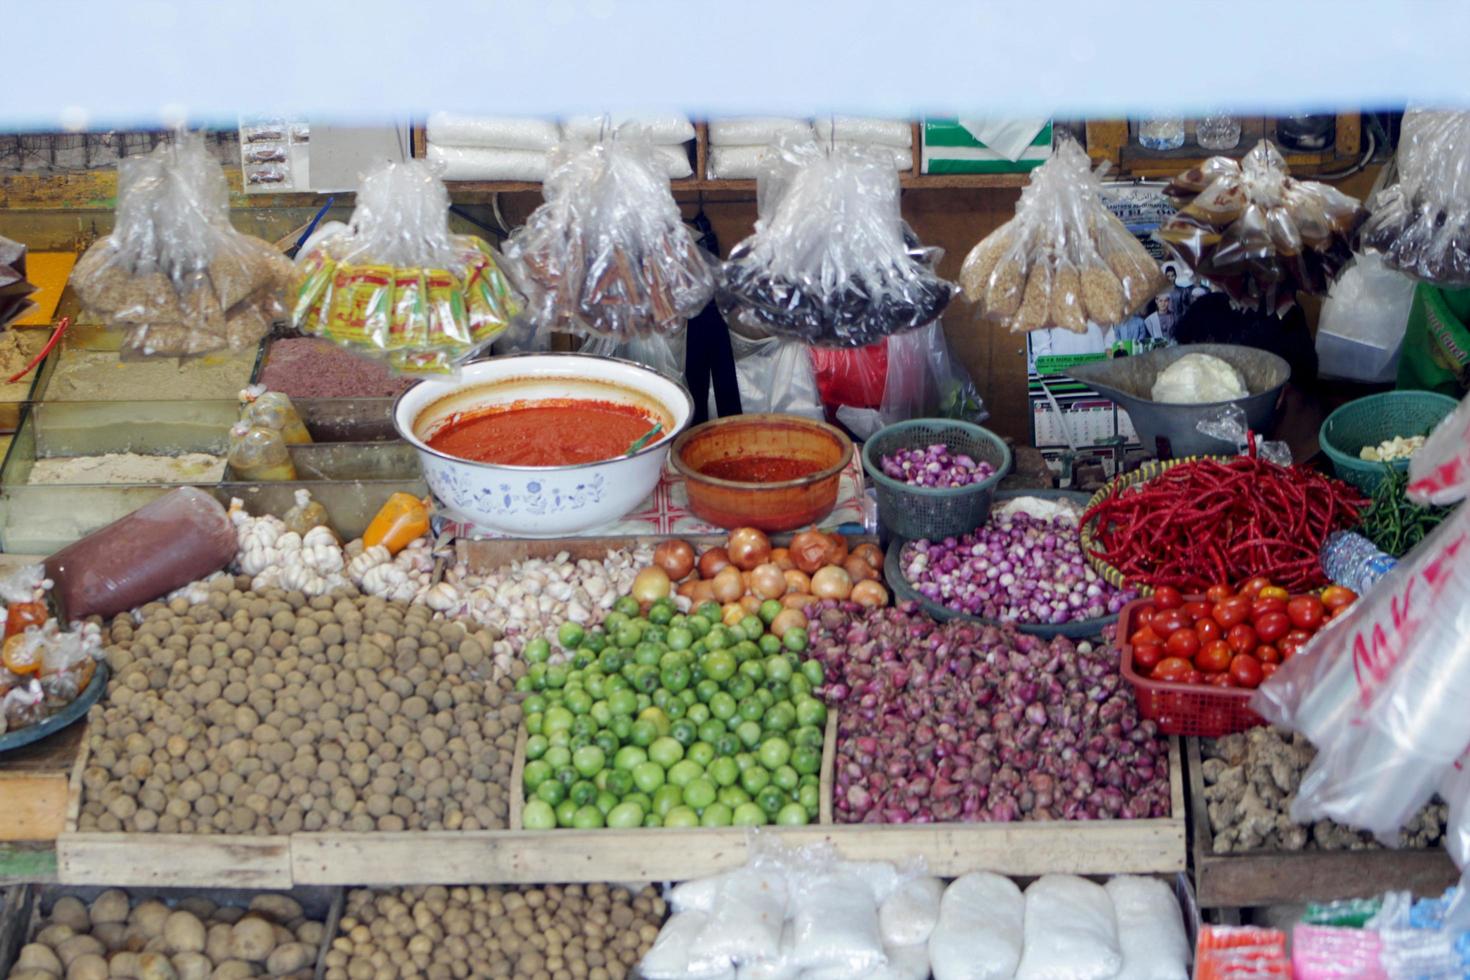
[1321,585,1358,611]
[1204,583,1235,603]
[1257,585,1290,601]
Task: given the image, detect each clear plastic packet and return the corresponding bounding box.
[1196,404,1293,467]
[71,132,292,358]
[928,872,1024,980]
[788,865,887,976]
[1105,876,1190,980]
[290,160,520,373]
[239,386,312,445]
[1359,110,1470,288]
[226,422,298,481]
[878,875,943,948]
[1159,140,1366,316]
[718,138,954,348]
[503,137,714,339]
[578,330,687,381]
[959,136,1161,333]
[1014,874,1122,980]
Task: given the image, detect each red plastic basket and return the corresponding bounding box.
[1118,597,1263,738]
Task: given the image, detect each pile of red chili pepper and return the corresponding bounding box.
[1082,456,1368,593]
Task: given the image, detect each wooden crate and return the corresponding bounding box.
[457,532,878,570]
[1187,738,1459,908]
[0,721,86,842]
[0,883,343,978]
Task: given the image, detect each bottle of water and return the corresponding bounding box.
[1138,116,1185,151]
[1197,113,1241,151]
[1321,531,1397,595]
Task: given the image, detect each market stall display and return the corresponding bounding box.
[1159,139,1366,316]
[255,337,415,400]
[1359,109,1470,287]
[719,139,953,347]
[291,159,520,374]
[860,419,1010,541]
[959,136,1163,333]
[1317,388,1461,493]
[71,134,293,358]
[40,347,260,402]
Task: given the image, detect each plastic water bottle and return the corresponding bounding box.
[1197,113,1242,150]
[1321,531,1398,595]
[1138,117,1185,151]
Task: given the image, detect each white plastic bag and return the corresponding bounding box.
[696,866,789,966]
[1015,875,1121,980]
[878,876,944,948]
[866,943,931,980]
[1104,877,1190,980]
[426,144,549,181]
[670,873,731,915]
[579,327,688,380]
[1316,253,1416,383]
[789,868,887,976]
[837,861,903,906]
[425,112,559,149]
[709,146,777,180]
[730,333,823,419]
[830,141,912,171]
[1360,109,1470,287]
[813,117,913,149]
[643,911,738,980]
[929,872,1024,980]
[734,922,799,980]
[1441,755,1470,868]
[563,114,695,144]
[709,118,813,145]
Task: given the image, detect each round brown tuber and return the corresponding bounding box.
[91,892,130,926]
[166,952,210,980]
[161,912,205,955]
[49,897,92,933]
[16,943,64,975]
[134,952,177,980]
[227,917,275,962]
[57,935,107,969]
[207,962,252,980]
[265,943,314,975]
[66,953,109,980]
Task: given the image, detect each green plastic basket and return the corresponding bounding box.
[1319,390,1460,493]
[861,419,1011,540]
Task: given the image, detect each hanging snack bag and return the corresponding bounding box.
[1360,109,1470,287]
[719,139,953,348]
[503,138,714,339]
[71,132,293,357]
[1159,139,1365,316]
[959,136,1162,334]
[291,160,520,373]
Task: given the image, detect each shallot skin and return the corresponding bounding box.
[807,599,1170,825]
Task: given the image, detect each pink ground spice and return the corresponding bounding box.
[258,338,416,399]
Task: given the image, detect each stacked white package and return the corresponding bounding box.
[813,117,915,172]
[424,112,559,181]
[707,118,814,179]
[561,114,696,179]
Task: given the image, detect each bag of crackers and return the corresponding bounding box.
[959,135,1165,334]
[71,132,293,357]
[291,160,520,375]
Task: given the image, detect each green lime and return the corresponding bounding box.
[771,764,799,792]
[694,678,720,702]
[734,752,756,773]
[608,715,633,742]
[522,799,556,830]
[525,637,552,663]
[704,626,729,652]
[535,779,566,806]
[557,621,585,649]
[648,603,673,626]
[569,781,597,807]
[687,614,711,639]
[762,703,795,733]
[615,624,641,649]
[740,765,770,795]
[700,802,734,827]
[798,784,820,811]
[615,595,640,617]
[605,769,634,797]
[801,660,824,686]
[714,733,741,758]
[697,601,722,622]
[525,734,550,762]
[543,746,571,769]
[667,759,703,788]
[758,633,783,656]
[546,665,568,689]
[740,615,766,642]
[614,746,647,772]
[708,691,737,721]
[732,802,767,826]
[571,805,604,829]
[638,707,672,737]
[543,706,574,736]
[685,702,710,725]
[682,777,717,810]
[522,759,552,790]
[555,799,578,827]
[718,785,751,808]
[736,721,763,749]
[516,676,533,693]
[606,801,644,828]
[796,698,827,727]
[632,761,666,793]
[758,738,792,770]
[733,640,760,663]
[664,805,700,828]
[777,803,809,826]
[670,719,698,748]
[595,791,618,816]
[523,694,548,716]
[686,741,715,768]
[764,655,793,683]
[792,745,821,776]
[708,757,740,788]
[651,783,684,818]
[648,737,684,769]
[606,688,637,717]
[758,599,782,624]
[630,719,658,748]
[564,690,592,716]
[793,724,824,749]
[667,626,693,650]
[725,675,755,700]
[782,628,808,653]
[698,719,727,745]
[789,674,811,698]
[737,697,765,722]
[589,701,612,727]
[583,629,607,653]
[756,785,787,816]
[625,792,652,814]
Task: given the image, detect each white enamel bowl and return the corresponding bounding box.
[394,353,694,536]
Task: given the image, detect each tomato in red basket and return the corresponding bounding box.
[1151,609,1188,637]
[1206,672,1236,688]
[1152,586,1184,611]
[1321,585,1358,611]
[1183,600,1213,622]
[1130,626,1162,648]
[1135,606,1155,629]
[1183,669,1204,685]
[1287,595,1326,631]
[1196,618,1223,643]
[1261,662,1279,679]
[1258,585,1290,601]
[1196,640,1233,674]
[1205,583,1235,603]
[1230,654,1264,688]
[1213,597,1250,628]
[1133,642,1164,671]
[1238,576,1272,599]
[1227,623,1259,655]
[1279,630,1314,660]
[1251,597,1287,619]
[1257,644,1281,665]
[1165,627,1200,659]
[1254,611,1291,644]
[1153,657,1193,682]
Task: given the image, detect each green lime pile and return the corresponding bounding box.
[516,596,827,830]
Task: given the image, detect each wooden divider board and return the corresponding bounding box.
[0,722,86,842]
[1187,738,1458,907]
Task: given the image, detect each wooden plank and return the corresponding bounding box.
[0,843,56,886]
[0,721,87,842]
[817,713,837,826]
[1187,738,1459,907]
[63,723,89,833]
[0,168,330,211]
[509,726,527,832]
[1085,120,1129,169]
[56,833,294,889]
[442,173,1030,197]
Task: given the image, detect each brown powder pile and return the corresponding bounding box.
[258,338,415,399]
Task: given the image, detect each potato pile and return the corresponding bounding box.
[79,578,522,834]
[8,889,324,980]
[328,884,664,980]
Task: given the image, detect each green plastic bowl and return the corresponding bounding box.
[1319,390,1460,493]
[861,418,1011,540]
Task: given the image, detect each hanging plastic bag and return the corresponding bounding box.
[1316,253,1416,383]
[719,138,954,348]
[72,132,292,357]
[1159,140,1366,316]
[290,159,520,375]
[578,330,687,381]
[504,137,715,339]
[1251,392,1470,842]
[959,136,1163,334]
[1360,110,1470,288]
[729,332,823,419]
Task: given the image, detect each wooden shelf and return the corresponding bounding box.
[445,172,1031,199]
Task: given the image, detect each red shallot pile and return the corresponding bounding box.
[806,600,1171,824]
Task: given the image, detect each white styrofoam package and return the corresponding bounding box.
[813,116,914,148]
[425,112,560,149]
[642,910,738,980]
[562,114,695,144]
[708,117,814,146]
[928,872,1024,980]
[424,144,549,182]
[789,869,887,975]
[879,876,944,948]
[1015,875,1122,980]
[1104,877,1190,980]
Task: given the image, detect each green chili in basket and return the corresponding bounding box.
[1360,465,1456,558]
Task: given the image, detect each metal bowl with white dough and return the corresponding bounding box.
[394,353,694,536]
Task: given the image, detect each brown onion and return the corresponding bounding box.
[811,565,854,600]
[727,527,772,570]
[851,542,884,570]
[711,565,744,603]
[783,569,812,595]
[770,608,809,639]
[750,563,786,600]
[653,539,696,580]
[827,533,850,566]
[850,579,889,607]
[782,593,818,610]
[770,547,795,572]
[688,580,716,605]
[631,566,671,603]
[843,555,878,583]
[790,530,835,573]
[676,580,701,599]
[740,595,763,614]
[698,546,731,579]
